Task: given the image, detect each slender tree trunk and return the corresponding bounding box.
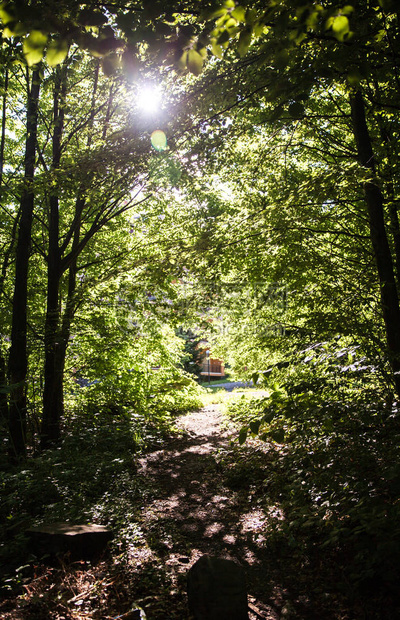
[350,90,400,395]
[7,68,41,459]
[378,123,400,287]
[0,67,9,426]
[41,67,67,448]
[41,61,97,447]
[52,223,81,423]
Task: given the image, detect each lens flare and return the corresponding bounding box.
[151,130,167,151]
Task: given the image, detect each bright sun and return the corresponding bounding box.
[136,84,162,115]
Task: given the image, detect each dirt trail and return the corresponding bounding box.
[133,405,280,619]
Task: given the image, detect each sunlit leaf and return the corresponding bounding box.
[23,30,48,66]
[231,6,246,22]
[331,15,350,41]
[225,17,237,30]
[46,40,68,67]
[0,3,14,24]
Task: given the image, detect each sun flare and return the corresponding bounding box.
[136,84,162,115]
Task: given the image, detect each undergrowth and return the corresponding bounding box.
[224,341,400,615]
[0,377,201,598]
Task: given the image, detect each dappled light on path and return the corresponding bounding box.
[135,405,281,619]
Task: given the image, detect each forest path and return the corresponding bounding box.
[132,404,280,619]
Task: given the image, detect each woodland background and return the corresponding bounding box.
[0,1,400,618]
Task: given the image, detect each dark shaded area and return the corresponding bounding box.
[26,523,113,561]
[1,405,399,619]
[187,555,249,620]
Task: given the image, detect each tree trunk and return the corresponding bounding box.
[7,68,41,459]
[0,67,9,426]
[41,67,67,448]
[41,60,100,447]
[350,90,400,395]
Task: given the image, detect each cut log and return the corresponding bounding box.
[26,522,113,560]
[187,555,249,620]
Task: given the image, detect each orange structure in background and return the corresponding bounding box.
[199,353,225,379]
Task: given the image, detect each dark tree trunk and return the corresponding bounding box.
[378,123,400,288]
[41,67,67,448]
[41,60,101,447]
[7,68,41,459]
[0,67,9,426]
[50,229,81,431]
[350,90,400,395]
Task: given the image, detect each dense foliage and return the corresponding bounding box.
[0,1,399,618]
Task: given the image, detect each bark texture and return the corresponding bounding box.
[350,90,400,395]
[8,68,41,458]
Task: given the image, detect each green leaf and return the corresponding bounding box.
[23,31,48,66]
[151,130,167,151]
[211,39,224,58]
[231,7,246,22]
[346,68,362,87]
[245,8,257,25]
[341,5,354,15]
[217,30,230,44]
[270,427,285,443]
[331,15,350,41]
[378,0,397,9]
[270,103,284,121]
[251,372,259,385]
[187,49,204,75]
[46,40,68,67]
[238,28,252,56]
[288,101,305,119]
[262,410,275,423]
[249,419,261,434]
[177,51,188,71]
[201,6,227,21]
[0,3,15,25]
[2,20,26,37]
[238,426,248,445]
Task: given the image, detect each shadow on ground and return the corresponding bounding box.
[1,405,382,619]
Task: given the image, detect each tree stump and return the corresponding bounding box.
[187,555,249,620]
[26,523,113,560]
